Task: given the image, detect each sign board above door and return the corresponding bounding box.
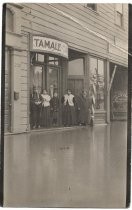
[31,35,68,59]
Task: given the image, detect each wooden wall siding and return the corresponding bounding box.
[20,3,128,66]
[12,32,29,130]
[5,73,9,132]
[4,49,10,132]
[20,46,29,129]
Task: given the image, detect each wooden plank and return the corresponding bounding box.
[69,4,128,39]
[21,92,28,98]
[20,77,28,83]
[23,3,124,41]
[21,25,107,56]
[22,4,116,40]
[57,3,127,34]
[20,118,28,124]
[21,3,128,66]
[21,15,108,49]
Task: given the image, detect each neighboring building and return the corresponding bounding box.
[5,3,128,133]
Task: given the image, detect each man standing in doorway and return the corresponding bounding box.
[30,87,41,129]
[78,90,89,126]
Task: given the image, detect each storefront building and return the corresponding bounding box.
[5,3,128,133]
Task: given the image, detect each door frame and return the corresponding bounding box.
[30,55,63,128]
[46,64,61,97]
[45,64,62,126]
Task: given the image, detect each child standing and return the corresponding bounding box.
[50,92,59,126]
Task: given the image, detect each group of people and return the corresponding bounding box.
[30,87,91,129]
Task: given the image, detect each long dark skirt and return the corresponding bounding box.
[51,111,59,126]
[78,96,89,125]
[79,108,89,124]
[62,105,76,126]
[41,106,51,128]
[30,103,41,128]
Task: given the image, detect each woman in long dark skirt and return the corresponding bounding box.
[61,89,76,126]
[40,90,51,128]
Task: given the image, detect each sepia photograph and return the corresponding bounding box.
[0,2,131,208]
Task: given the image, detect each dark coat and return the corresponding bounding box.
[50,97,59,112]
[30,92,41,127]
[50,97,59,124]
[77,95,89,124]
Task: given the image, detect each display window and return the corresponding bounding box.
[89,57,105,110]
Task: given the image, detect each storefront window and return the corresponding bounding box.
[38,54,45,62]
[31,66,43,94]
[90,57,105,110]
[68,58,84,75]
[48,56,59,66]
[86,4,96,11]
[47,67,58,97]
[110,64,128,120]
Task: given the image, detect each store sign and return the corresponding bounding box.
[32,36,68,58]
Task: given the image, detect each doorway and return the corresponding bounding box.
[30,53,62,129]
[67,79,84,96]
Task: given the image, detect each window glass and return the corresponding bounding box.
[90,57,97,76]
[48,67,58,97]
[31,66,43,94]
[48,56,54,65]
[115,4,123,27]
[90,57,105,110]
[68,58,84,75]
[48,56,59,65]
[6,8,13,32]
[38,54,44,62]
[116,12,122,26]
[87,4,96,11]
[98,60,104,76]
[54,58,59,66]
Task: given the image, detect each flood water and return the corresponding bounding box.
[4,122,127,207]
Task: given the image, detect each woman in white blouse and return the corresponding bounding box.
[40,90,51,127]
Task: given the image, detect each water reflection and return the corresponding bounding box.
[4,122,127,207]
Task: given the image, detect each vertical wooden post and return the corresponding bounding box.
[106,60,110,123]
[27,32,30,131]
[10,49,14,133]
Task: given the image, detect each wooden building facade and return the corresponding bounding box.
[5,3,128,133]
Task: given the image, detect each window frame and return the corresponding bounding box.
[68,57,85,77]
[89,56,106,111]
[31,52,61,67]
[115,4,124,29]
[84,3,99,14]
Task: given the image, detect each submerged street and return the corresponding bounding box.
[4,122,127,207]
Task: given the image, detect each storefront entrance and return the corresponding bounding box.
[30,53,63,129]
